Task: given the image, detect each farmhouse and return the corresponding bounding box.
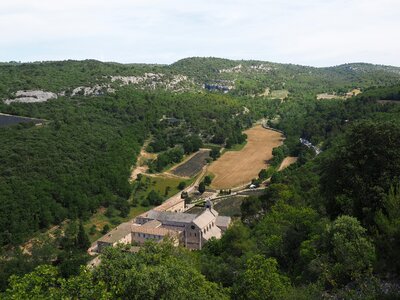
[95,201,230,252]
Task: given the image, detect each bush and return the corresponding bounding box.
[178,181,186,190]
[147,190,163,206]
[101,224,110,234]
[204,176,212,186]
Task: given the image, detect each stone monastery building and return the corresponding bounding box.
[96,201,231,252]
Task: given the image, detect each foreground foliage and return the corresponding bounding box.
[4,243,228,300]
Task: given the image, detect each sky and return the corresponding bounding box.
[1,0,399,67]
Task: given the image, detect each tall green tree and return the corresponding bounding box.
[321,121,400,227]
[232,255,290,300]
[77,221,90,250]
[198,182,206,194]
[311,215,376,288]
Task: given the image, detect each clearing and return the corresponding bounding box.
[208,125,284,189]
[316,93,345,100]
[278,156,298,171]
[317,89,362,100]
[270,89,289,100]
[258,88,288,99]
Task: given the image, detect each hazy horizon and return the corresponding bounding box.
[2,56,400,69]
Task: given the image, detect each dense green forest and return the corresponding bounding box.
[1,58,400,298]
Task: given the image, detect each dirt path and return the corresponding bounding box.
[208,125,284,189]
[130,140,157,182]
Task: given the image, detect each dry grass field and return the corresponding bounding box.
[208,125,284,189]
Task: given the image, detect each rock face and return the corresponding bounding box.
[4,90,57,104]
[2,73,195,105]
[110,73,195,91]
[219,64,274,74]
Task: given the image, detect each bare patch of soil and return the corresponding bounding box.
[278,156,298,171]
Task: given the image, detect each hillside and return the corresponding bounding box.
[1,58,400,104]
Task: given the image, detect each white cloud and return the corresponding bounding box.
[0,0,399,66]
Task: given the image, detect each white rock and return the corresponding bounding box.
[4,90,57,105]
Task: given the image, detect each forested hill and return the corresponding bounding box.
[1,58,400,101]
[1,58,400,298]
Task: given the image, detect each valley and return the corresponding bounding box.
[1,57,400,299]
